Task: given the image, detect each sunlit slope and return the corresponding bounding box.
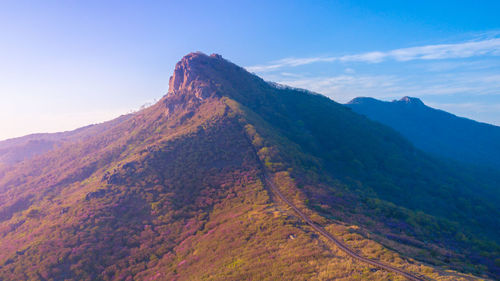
[0,52,497,280]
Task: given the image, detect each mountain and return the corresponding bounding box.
[0,52,498,280]
[0,115,133,172]
[347,96,500,170]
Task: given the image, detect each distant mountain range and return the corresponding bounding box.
[0,53,498,280]
[347,96,500,171]
[0,115,132,168]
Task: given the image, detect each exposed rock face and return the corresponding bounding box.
[164,53,230,117]
[168,52,219,100]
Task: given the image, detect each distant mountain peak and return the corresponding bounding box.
[347,95,500,171]
[396,96,424,106]
[348,96,425,107]
[348,96,426,108]
[347,97,381,105]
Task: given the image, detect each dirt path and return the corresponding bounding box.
[263,175,428,281]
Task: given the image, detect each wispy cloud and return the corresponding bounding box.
[277,74,402,102]
[276,73,500,103]
[247,38,500,72]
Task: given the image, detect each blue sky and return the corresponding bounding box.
[1,0,499,140]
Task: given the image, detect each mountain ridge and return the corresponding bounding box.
[0,52,498,280]
[346,96,500,170]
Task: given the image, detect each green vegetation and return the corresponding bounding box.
[0,52,496,280]
[220,76,500,278]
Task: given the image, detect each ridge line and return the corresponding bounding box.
[264,172,427,281]
[231,104,429,281]
[263,173,428,281]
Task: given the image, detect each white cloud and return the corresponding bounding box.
[272,72,500,104]
[247,38,500,72]
[247,57,336,72]
[277,74,401,103]
[388,38,500,61]
[340,51,387,63]
[249,34,500,126]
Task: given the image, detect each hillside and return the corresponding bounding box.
[0,115,133,169]
[0,52,498,280]
[346,96,500,170]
